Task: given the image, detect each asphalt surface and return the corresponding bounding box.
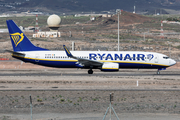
[0,69,180,120]
[0,69,180,91]
[0,69,180,76]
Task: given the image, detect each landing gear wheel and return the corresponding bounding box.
[157,70,160,75]
[88,69,93,74]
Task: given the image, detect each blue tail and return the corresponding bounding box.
[6,20,49,52]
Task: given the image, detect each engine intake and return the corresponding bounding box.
[101,62,119,72]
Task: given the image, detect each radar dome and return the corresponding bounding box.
[47,14,61,27]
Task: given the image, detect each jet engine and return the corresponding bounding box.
[101,62,119,72]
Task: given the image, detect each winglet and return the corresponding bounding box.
[63,45,73,57]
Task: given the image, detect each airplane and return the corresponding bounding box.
[6,20,176,74]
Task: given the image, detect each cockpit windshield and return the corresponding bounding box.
[163,56,169,59]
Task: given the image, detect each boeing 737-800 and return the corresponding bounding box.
[6,20,176,74]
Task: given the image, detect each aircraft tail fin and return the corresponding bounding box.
[6,20,49,52]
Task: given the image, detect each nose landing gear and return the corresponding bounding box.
[157,68,166,75]
[157,69,161,75]
[157,70,160,75]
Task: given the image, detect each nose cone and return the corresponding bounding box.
[170,59,176,66]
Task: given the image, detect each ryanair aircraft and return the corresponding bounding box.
[6,20,176,74]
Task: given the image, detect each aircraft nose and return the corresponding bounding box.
[171,59,176,66]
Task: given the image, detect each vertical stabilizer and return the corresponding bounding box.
[6,20,49,52]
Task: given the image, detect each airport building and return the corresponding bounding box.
[33,14,61,38]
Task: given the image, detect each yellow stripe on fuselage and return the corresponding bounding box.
[99,60,169,67]
[12,54,169,67]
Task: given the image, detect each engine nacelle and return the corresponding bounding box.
[101,62,119,72]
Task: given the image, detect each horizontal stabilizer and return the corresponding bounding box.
[5,50,25,56]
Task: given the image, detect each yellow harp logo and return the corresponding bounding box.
[10,33,24,47]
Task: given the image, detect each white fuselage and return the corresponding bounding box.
[13,51,176,69]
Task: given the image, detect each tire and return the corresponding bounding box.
[88,70,93,74]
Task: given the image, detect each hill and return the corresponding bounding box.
[1,0,180,14]
[103,11,154,25]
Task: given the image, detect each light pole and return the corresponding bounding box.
[29,94,33,120]
[168,41,171,58]
[116,9,121,51]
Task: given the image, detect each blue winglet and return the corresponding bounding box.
[63,45,73,57]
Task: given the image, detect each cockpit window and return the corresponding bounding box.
[163,56,169,59]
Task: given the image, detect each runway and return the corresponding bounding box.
[0,69,180,76]
[0,69,180,91]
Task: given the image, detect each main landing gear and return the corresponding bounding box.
[88,69,93,74]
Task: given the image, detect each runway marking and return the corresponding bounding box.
[0,89,180,91]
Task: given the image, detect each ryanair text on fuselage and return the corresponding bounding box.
[89,53,153,61]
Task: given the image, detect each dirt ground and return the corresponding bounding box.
[1,113,180,120]
[1,90,180,120]
[0,61,180,120]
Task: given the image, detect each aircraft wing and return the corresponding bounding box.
[63,45,103,67]
[77,58,103,67]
